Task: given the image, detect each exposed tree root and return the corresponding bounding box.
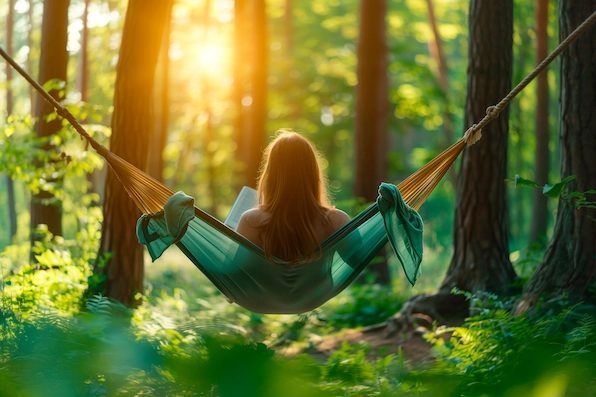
[379,290,469,340]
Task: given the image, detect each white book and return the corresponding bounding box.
[224,186,259,229]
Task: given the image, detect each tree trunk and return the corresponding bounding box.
[245,0,268,188]
[96,0,173,306]
[440,0,516,298]
[518,0,596,309]
[528,0,550,245]
[354,0,390,284]
[146,3,172,182]
[5,0,17,240]
[30,0,70,243]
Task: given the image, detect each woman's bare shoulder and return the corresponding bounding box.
[328,208,351,230]
[237,208,267,245]
[239,208,270,225]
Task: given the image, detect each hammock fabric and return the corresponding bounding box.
[137,184,422,314]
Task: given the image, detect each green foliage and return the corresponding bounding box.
[509,174,596,222]
[422,290,596,396]
[319,282,408,329]
[1,223,99,317]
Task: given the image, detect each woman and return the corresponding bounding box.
[237,130,350,264]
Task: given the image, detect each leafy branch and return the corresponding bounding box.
[507,174,596,222]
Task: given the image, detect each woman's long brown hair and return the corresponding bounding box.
[257,130,333,264]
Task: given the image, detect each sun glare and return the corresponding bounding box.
[189,44,229,77]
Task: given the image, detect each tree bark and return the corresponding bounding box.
[30,0,70,243]
[440,0,516,298]
[354,0,390,284]
[528,0,550,245]
[146,3,172,182]
[245,0,268,188]
[96,0,173,306]
[518,0,596,309]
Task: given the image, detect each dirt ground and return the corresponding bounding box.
[309,326,437,367]
[278,320,450,369]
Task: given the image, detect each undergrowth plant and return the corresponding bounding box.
[422,289,596,396]
[509,174,596,222]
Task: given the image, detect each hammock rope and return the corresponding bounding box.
[1,9,595,214]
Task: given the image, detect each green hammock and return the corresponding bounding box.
[137,183,423,314]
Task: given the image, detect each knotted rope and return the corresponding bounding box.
[463,8,596,146]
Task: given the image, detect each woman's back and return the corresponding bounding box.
[237,207,350,258]
[236,130,350,263]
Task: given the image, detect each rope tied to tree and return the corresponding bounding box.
[463,8,596,147]
[463,105,500,145]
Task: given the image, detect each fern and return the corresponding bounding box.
[85,293,117,315]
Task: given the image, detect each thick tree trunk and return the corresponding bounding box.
[354,0,390,284]
[519,0,596,309]
[146,4,172,182]
[528,0,550,245]
[96,0,173,306]
[245,0,268,188]
[385,0,517,336]
[5,0,17,240]
[30,0,69,243]
[440,0,516,297]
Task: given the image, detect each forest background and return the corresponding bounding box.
[0,0,559,287]
[1,0,595,396]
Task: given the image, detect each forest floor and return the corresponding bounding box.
[282,322,451,368]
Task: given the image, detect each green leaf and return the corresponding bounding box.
[543,175,576,198]
[507,174,541,188]
[4,125,15,138]
[42,78,66,92]
[45,112,58,122]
